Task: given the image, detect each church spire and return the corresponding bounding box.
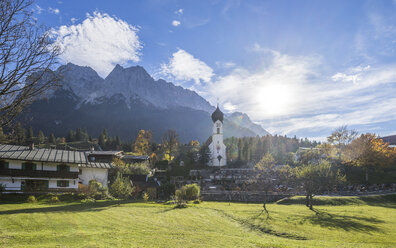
[211,104,224,123]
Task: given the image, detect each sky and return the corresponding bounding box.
[32,0,396,140]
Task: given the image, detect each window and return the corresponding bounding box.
[57,164,70,172]
[22,162,36,170]
[217,128,220,134]
[57,180,69,187]
[0,160,9,169]
[79,169,82,175]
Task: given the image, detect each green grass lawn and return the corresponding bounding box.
[0,194,395,248]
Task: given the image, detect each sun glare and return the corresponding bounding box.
[256,84,293,116]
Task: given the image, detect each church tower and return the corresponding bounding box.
[209,105,227,166]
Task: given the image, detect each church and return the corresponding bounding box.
[208,105,227,166]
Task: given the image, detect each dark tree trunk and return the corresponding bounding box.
[306,194,309,207]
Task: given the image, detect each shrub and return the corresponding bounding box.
[88,180,102,195]
[27,195,37,203]
[77,193,88,200]
[110,172,134,199]
[184,184,200,201]
[81,198,95,204]
[143,192,149,202]
[50,196,59,203]
[88,180,111,200]
[175,189,187,208]
[174,184,201,207]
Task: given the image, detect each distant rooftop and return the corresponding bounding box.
[86,150,123,156]
[0,144,112,169]
[381,135,396,145]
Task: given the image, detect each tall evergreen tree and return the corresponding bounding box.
[14,123,26,145]
[0,127,6,143]
[27,126,34,143]
[37,130,45,144]
[66,130,75,142]
[49,133,56,144]
[98,133,106,150]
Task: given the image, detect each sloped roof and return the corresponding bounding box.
[121,155,150,160]
[381,135,396,145]
[86,150,123,156]
[0,144,112,169]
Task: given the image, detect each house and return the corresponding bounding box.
[381,135,396,148]
[121,155,150,164]
[85,150,150,165]
[86,150,123,163]
[0,144,112,193]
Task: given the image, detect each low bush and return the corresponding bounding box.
[174,184,201,207]
[81,198,95,204]
[50,196,59,203]
[27,195,37,203]
[143,192,149,202]
[77,193,88,200]
[110,172,134,199]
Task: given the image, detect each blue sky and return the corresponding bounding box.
[33,0,396,140]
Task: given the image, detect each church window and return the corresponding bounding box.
[217,128,220,134]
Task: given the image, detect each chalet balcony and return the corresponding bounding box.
[0,168,79,179]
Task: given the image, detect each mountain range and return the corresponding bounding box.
[22,63,269,143]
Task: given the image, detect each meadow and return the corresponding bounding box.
[0,194,395,248]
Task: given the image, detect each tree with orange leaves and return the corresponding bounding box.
[344,134,395,183]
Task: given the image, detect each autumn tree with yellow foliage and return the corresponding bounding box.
[133,130,153,155]
[344,134,396,182]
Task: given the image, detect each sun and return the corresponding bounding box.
[256,84,293,116]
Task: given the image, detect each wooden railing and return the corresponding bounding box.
[0,168,79,179]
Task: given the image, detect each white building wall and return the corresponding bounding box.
[79,168,109,187]
[8,161,21,169]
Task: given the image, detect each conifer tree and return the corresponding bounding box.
[49,133,56,144]
[37,130,45,144]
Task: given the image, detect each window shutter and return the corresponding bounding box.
[57,180,60,187]
[57,165,60,171]
[65,181,69,187]
[67,165,70,172]
[22,163,25,170]
[45,180,49,189]
[5,162,9,169]
[33,164,37,170]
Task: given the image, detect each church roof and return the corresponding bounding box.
[211,105,224,123]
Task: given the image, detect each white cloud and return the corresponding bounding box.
[70,17,78,23]
[331,65,370,84]
[207,50,318,119]
[195,47,396,137]
[215,61,236,69]
[48,7,60,14]
[172,20,181,27]
[160,49,214,85]
[51,11,142,77]
[34,5,44,14]
[175,9,184,15]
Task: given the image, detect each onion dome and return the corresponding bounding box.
[211,105,224,123]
